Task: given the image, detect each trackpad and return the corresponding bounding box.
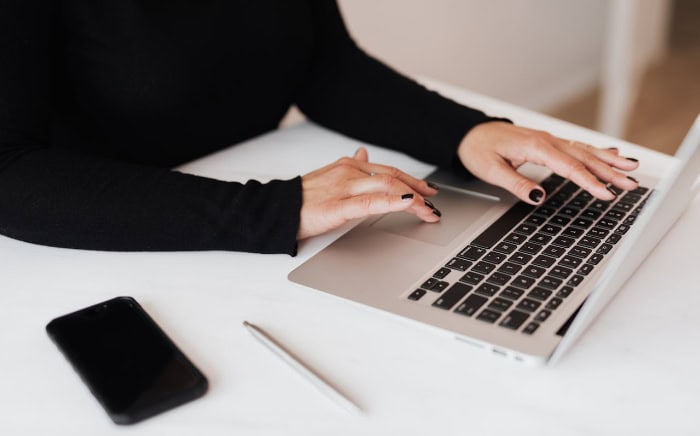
[371,188,498,246]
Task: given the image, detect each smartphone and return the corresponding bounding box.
[46,296,208,425]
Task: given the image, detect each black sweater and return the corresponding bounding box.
[0,0,500,255]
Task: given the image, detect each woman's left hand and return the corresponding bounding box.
[457,121,640,205]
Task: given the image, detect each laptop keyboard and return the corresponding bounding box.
[406,174,651,335]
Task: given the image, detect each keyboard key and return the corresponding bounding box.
[622,193,642,204]
[474,283,500,297]
[597,218,618,229]
[557,286,574,298]
[525,215,547,226]
[487,272,512,286]
[567,275,585,287]
[500,310,530,330]
[498,262,522,275]
[546,297,564,310]
[500,286,525,300]
[522,322,540,334]
[433,281,449,292]
[535,310,551,322]
[580,209,602,220]
[529,233,552,245]
[604,209,625,221]
[511,275,536,289]
[460,271,485,285]
[542,245,567,258]
[631,186,649,195]
[532,255,556,268]
[484,252,507,264]
[587,254,604,265]
[445,257,472,271]
[522,265,547,278]
[606,234,622,244]
[569,245,592,258]
[561,226,584,238]
[552,236,575,248]
[432,282,472,310]
[589,200,611,211]
[540,224,562,235]
[471,202,534,248]
[421,278,438,289]
[559,206,579,217]
[559,255,582,268]
[613,202,634,213]
[433,267,451,279]
[488,297,513,312]
[458,245,487,261]
[520,242,544,255]
[549,265,573,279]
[408,289,427,301]
[616,224,631,234]
[559,181,580,195]
[476,309,502,323]
[540,173,565,192]
[515,223,537,235]
[493,241,518,254]
[571,218,594,229]
[454,294,488,317]
[538,276,563,290]
[505,233,528,245]
[534,206,556,217]
[472,261,497,275]
[516,298,541,313]
[597,243,613,255]
[567,196,589,209]
[528,287,552,301]
[587,227,610,239]
[578,264,594,276]
[578,236,601,248]
[550,215,571,227]
[508,251,533,265]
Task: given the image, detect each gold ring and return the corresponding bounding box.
[369,172,376,176]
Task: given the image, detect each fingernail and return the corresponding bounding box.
[625,157,639,162]
[606,187,618,197]
[424,199,436,209]
[627,176,638,183]
[432,208,442,217]
[528,189,544,203]
[401,193,414,200]
[427,181,440,191]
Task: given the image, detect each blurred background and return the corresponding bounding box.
[286,0,699,155]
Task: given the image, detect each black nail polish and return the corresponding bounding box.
[401,193,414,200]
[432,208,442,217]
[606,186,618,197]
[626,157,639,162]
[424,199,435,209]
[427,182,440,191]
[627,176,638,183]
[528,189,544,203]
[606,147,618,151]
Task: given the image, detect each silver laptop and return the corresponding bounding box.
[289,115,700,366]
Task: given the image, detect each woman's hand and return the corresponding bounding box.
[458,122,640,205]
[297,148,440,240]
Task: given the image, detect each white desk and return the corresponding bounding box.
[1,83,698,436]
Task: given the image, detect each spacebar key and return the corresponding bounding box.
[471,203,535,249]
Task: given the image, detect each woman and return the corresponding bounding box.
[0,0,638,255]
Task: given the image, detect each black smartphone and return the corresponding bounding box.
[46,296,208,425]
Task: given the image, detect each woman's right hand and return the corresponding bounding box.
[297,147,440,240]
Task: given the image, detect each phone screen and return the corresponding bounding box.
[46,297,208,424]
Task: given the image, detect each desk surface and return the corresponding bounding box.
[1,82,698,436]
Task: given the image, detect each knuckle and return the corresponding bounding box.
[566,160,587,177]
[513,177,533,196]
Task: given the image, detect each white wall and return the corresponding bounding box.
[338,0,609,112]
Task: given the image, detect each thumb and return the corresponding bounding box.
[353,147,369,162]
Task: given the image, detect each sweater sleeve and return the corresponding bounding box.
[296,0,509,170]
[0,0,301,254]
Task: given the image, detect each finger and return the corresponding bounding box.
[332,192,440,223]
[526,142,615,200]
[481,156,546,205]
[344,174,441,218]
[353,147,369,162]
[346,159,438,196]
[565,140,640,172]
[560,140,638,191]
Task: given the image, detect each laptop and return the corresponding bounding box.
[289,115,700,366]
